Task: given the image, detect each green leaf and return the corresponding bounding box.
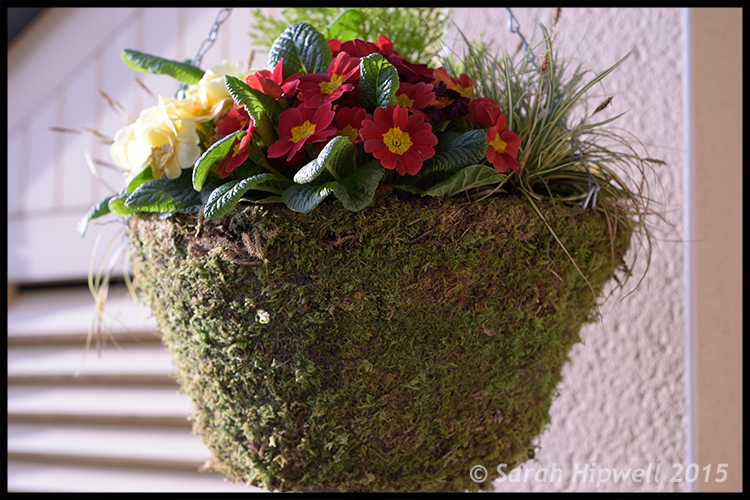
[157,205,201,220]
[320,136,357,180]
[251,175,294,194]
[331,161,385,211]
[244,194,284,204]
[204,174,279,219]
[420,129,488,174]
[77,195,113,237]
[326,9,364,41]
[268,22,332,79]
[192,130,245,191]
[108,192,139,217]
[121,49,204,84]
[125,170,202,213]
[422,164,506,198]
[294,136,355,183]
[126,165,155,193]
[358,53,398,113]
[394,184,424,195]
[232,161,264,179]
[200,178,225,205]
[224,75,284,125]
[293,158,324,184]
[282,182,334,214]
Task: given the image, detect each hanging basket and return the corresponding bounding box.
[127,193,631,492]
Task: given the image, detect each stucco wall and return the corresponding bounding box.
[446,8,686,492]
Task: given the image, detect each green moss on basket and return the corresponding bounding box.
[127,193,630,492]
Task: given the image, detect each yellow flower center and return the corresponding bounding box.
[454,84,473,98]
[395,94,415,107]
[338,125,359,144]
[319,73,345,95]
[382,127,412,155]
[489,132,507,153]
[432,96,451,109]
[148,144,174,176]
[291,120,317,143]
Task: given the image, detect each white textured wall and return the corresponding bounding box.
[447,8,686,492]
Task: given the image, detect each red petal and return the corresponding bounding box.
[271,58,284,83]
[392,105,409,130]
[372,107,391,133]
[495,112,507,130]
[501,153,521,170]
[267,139,293,159]
[363,139,387,155]
[281,79,300,96]
[400,149,423,175]
[328,39,342,54]
[379,151,398,170]
[309,126,337,143]
[285,139,306,162]
[262,78,283,100]
[410,143,435,160]
[312,103,335,129]
[276,107,302,137]
[358,125,382,143]
[377,36,394,54]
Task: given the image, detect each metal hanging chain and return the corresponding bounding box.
[506,8,536,67]
[175,7,233,98]
[505,8,600,210]
[570,133,601,210]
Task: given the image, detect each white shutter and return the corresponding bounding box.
[7,284,262,492]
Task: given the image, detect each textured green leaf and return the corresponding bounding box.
[200,178,225,205]
[294,136,355,183]
[268,22,332,79]
[422,164,506,198]
[254,175,294,194]
[224,76,284,124]
[332,161,385,212]
[126,165,155,193]
[192,130,245,191]
[232,161,264,179]
[122,49,204,84]
[421,130,488,174]
[77,195,114,237]
[293,158,324,185]
[125,170,201,212]
[326,9,364,41]
[282,182,334,214]
[108,192,139,217]
[204,174,278,219]
[359,53,398,113]
[320,136,357,180]
[157,205,201,221]
[394,184,424,195]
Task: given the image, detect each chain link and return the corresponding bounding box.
[175,8,233,98]
[506,8,536,67]
[505,8,598,210]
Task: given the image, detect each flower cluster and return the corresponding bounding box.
[83,21,526,235]
[110,62,249,180]
[110,31,520,185]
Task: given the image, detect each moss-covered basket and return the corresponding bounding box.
[127,193,631,492]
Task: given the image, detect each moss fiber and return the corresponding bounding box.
[127,193,631,492]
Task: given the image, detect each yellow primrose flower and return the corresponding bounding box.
[110,96,202,180]
[175,60,249,122]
